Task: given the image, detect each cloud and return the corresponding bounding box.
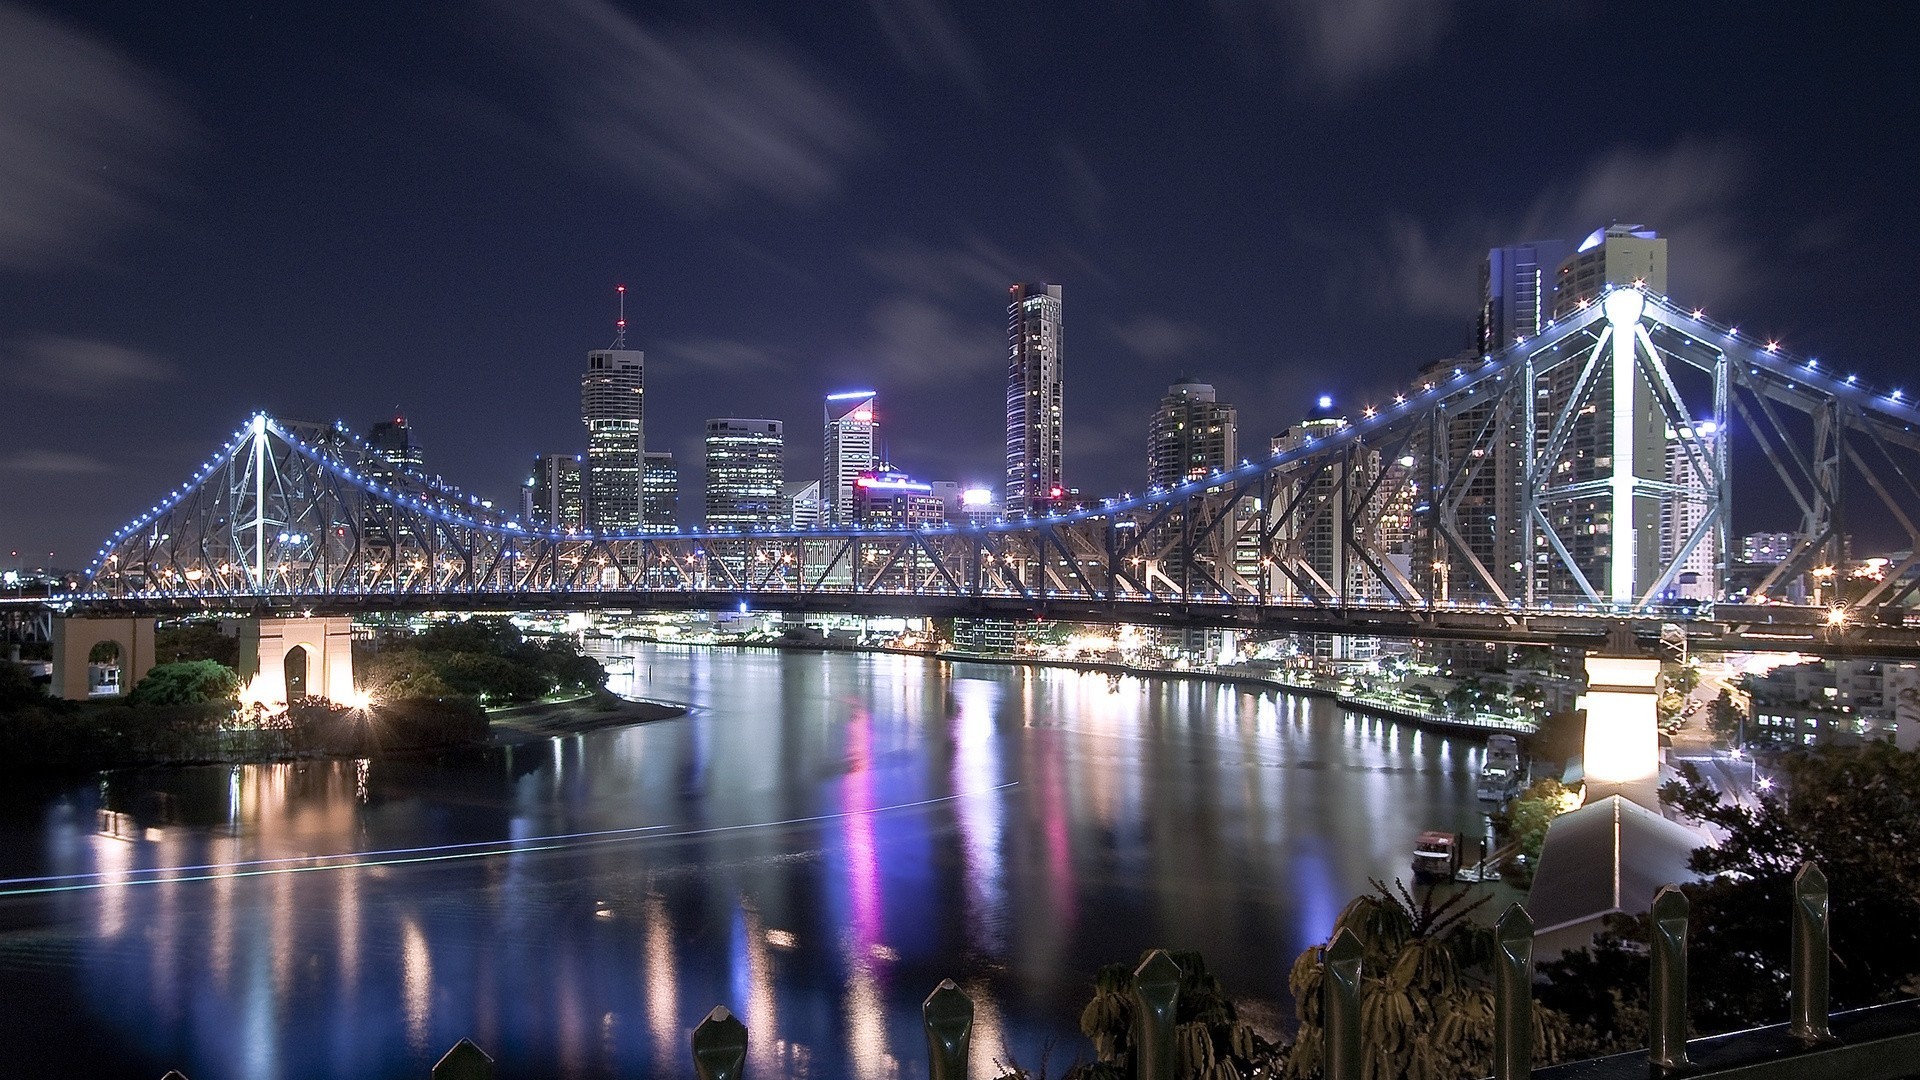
[1215,0,1458,93]
[491,0,873,210]
[0,3,194,270]
[863,234,1038,301]
[9,334,176,396]
[656,336,779,376]
[1365,138,1753,318]
[1107,315,1215,363]
[1053,143,1106,231]
[863,296,1002,383]
[0,450,111,475]
[867,0,985,97]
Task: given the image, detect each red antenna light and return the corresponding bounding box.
[612,284,629,348]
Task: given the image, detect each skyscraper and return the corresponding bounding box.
[704,419,784,528]
[783,479,822,529]
[642,450,678,533]
[1148,376,1237,489]
[1661,420,1720,600]
[1005,283,1064,515]
[527,453,583,532]
[364,416,424,541]
[1479,240,1574,353]
[582,346,645,531]
[1534,225,1670,601]
[823,391,877,524]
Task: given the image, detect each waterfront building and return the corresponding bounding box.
[1147,377,1237,489]
[853,470,947,528]
[1742,531,1797,564]
[704,419,784,528]
[1006,283,1064,516]
[1268,397,1385,660]
[783,479,822,529]
[582,345,645,530]
[1403,353,1524,605]
[643,451,678,533]
[823,391,877,525]
[1479,240,1574,354]
[527,453,584,532]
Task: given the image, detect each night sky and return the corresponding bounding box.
[4,0,1916,567]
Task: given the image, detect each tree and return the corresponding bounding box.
[154,621,239,668]
[1285,881,1576,1080]
[1501,779,1581,888]
[0,660,45,710]
[1707,688,1744,743]
[1525,708,1583,771]
[1653,745,1920,1030]
[1074,950,1277,1079]
[128,660,239,706]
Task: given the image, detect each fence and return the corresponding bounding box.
[152,862,1920,1079]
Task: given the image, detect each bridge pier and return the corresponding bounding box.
[50,616,157,700]
[1580,653,1663,809]
[237,616,357,708]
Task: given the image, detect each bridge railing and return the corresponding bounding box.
[141,861,1920,1079]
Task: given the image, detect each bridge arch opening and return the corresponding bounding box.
[283,645,311,702]
[87,640,123,697]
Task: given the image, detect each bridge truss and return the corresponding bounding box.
[58,288,1920,657]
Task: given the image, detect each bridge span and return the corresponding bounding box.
[16,284,1920,674]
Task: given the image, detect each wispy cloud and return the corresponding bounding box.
[1366,138,1753,318]
[656,336,779,376]
[1214,0,1458,94]
[862,234,1039,301]
[490,0,874,210]
[0,450,111,475]
[1053,143,1106,231]
[1107,315,1215,363]
[0,3,194,270]
[862,296,1001,384]
[866,0,985,98]
[9,334,176,397]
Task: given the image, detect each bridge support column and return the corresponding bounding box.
[1580,653,1662,809]
[50,616,157,700]
[237,616,357,708]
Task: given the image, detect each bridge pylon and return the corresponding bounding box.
[50,616,157,700]
[236,616,357,709]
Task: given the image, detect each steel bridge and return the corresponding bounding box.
[38,287,1920,660]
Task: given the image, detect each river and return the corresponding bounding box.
[0,643,1499,1079]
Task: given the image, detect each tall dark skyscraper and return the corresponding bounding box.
[1479,240,1574,354]
[526,453,583,532]
[704,419,784,527]
[1005,282,1064,515]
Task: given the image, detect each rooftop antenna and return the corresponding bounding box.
[612,284,628,348]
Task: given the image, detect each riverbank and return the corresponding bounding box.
[487,688,687,745]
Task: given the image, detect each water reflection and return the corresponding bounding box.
[0,645,1494,1079]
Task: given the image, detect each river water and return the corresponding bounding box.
[0,644,1496,1079]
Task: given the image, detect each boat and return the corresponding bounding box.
[1477,733,1523,803]
[1412,830,1462,880]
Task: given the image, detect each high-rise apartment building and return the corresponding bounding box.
[1267,398,1385,660]
[1533,225,1670,602]
[1405,353,1524,604]
[1006,283,1064,515]
[364,416,425,541]
[704,419,784,528]
[582,346,645,531]
[527,453,584,532]
[823,391,877,524]
[1553,224,1667,315]
[1661,421,1721,600]
[1148,377,1237,489]
[642,451,678,533]
[1479,240,1574,354]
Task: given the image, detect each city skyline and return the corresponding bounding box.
[2,1,1915,562]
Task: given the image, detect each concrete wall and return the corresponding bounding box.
[51,616,157,700]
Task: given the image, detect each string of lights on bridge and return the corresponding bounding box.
[83,287,1920,597]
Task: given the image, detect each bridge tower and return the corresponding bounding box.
[237,616,357,707]
[50,616,157,700]
[1579,651,1663,808]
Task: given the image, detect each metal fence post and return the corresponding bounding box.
[1132,949,1182,1080]
[1493,904,1535,1080]
[693,1006,748,1080]
[1323,928,1364,1080]
[1791,862,1834,1043]
[923,979,973,1080]
[431,1039,494,1080]
[1649,885,1690,1072]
